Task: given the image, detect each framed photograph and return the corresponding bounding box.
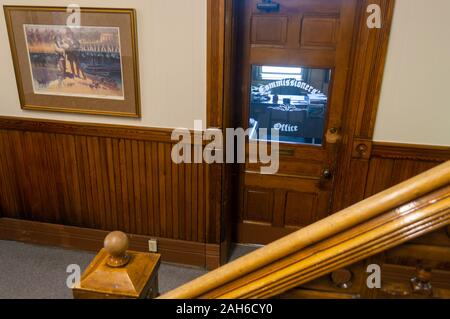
[4,6,141,117]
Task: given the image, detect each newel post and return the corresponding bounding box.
[73,231,161,299]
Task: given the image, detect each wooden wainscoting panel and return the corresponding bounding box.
[334,142,450,212]
[0,130,22,218]
[366,143,450,197]
[0,116,220,268]
[365,158,438,197]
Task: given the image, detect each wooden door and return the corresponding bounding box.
[234,0,359,244]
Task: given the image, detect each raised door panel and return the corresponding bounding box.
[284,191,317,227]
[239,172,333,243]
[244,188,274,223]
[251,15,288,47]
[300,15,339,50]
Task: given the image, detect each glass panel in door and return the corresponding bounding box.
[249,65,332,146]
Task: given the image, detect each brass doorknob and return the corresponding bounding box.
[326,128,341,144]
[322,169,333,179]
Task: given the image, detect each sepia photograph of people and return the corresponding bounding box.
[24,25,124,100]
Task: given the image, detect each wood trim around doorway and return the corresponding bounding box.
[207,0,226,129]
[326,0,397,213]
[206,0,237,263]
[206,0,399,238]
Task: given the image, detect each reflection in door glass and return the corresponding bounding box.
[249,65,331,146]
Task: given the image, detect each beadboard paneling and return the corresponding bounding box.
[365,142,450,197]
[0,116,221,267]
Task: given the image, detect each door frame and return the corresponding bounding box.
[206,0,396,262]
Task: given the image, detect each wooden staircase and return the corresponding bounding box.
[160,161,450,299]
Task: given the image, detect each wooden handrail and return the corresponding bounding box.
[202,187,450,298]
[160,161,450,299]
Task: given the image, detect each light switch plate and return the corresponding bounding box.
[148,239,158,253]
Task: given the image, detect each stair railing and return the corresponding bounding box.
[160,161,450,299]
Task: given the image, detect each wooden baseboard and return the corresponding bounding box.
[0,218,220,270]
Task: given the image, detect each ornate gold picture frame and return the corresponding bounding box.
[4,6,141,117]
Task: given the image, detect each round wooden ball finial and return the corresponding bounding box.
[104,231,131,268]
